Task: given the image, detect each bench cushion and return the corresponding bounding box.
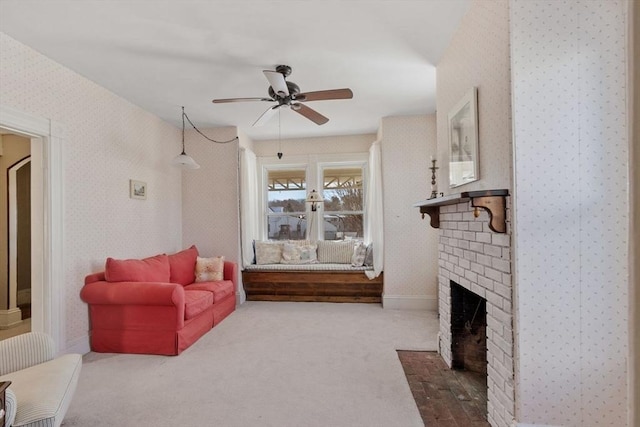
[244,263,372,271]
[0,354,82,427]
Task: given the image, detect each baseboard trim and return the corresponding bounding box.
[513,424,563,427]
[382,294,438,311]
[63,335,91,355]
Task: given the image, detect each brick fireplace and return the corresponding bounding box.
[416,190,514,427]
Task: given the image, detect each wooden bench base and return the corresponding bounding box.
[242,270,383,303]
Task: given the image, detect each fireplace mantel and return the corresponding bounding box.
[413,189,509,233]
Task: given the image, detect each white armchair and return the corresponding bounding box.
[0,332,82,427]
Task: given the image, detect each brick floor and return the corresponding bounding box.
[397,351,490,427]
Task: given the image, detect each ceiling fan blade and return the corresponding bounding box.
[212,97,273,103]
[291,103,329,125]
[296,88,353,102]
[253,105,281,127]
[263,70,289,97]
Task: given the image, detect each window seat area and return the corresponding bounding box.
[242,265,383,303]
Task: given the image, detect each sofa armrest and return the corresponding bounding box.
[80,281,185,307]
[223,261,238,293]
[0,332,55,376]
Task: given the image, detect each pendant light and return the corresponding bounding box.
[172,106,200,169]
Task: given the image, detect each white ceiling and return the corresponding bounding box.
[0,0,470,140]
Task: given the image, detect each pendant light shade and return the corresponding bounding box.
[171,151,200,169]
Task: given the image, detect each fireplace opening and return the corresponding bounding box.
[450,281,487,373]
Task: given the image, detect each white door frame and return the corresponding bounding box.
[0,105,64,353]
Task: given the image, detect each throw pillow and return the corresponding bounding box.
[317,240,356,264]
[281,242,318,264]
[195,256,225,282]
[255,241,283,264]
[364,243,374,267]
[105,254,170,283]
[168,245,199,286]
[351,241,367,267]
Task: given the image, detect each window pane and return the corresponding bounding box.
[267,169,306,213]
[323,168,363,212]
[323,214,363,240]
[267,214,307,240]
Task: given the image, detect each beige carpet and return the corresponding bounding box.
[64,301,439,427]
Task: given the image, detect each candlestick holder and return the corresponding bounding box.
[429,159,439,199]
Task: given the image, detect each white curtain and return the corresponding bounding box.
[365,140,383,279]
[240,148,259,267]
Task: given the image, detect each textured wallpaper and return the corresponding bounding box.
[380,115,439,303]
[181,127,241,265]
[252,133,375,157]
[0,33,183,349]
[511,1,629,425]
[436,0,512,194]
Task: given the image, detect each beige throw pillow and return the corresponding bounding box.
[282,243,318,264]
[195,256,225,282]
[255,241,283,264]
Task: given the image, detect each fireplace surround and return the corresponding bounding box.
[415,190,514,427]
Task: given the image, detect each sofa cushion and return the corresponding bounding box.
[185,280,235,302]
[105,254,170,283]
[317,240,356,264]
[184,290,214,320]
[168,245,199,286]
[195,256,225,282]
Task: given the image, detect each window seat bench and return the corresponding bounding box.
[242,264,383,303]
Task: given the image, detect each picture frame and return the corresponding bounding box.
[448,87,479,188]
[129,180,147,200]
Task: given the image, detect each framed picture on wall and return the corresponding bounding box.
[130,180,147,200]
[448,87,479,188]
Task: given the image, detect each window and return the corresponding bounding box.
[259,153,367,241]
[322,167,364,240]
[266,169,307,240]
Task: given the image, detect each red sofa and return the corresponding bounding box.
[80,246,237,355]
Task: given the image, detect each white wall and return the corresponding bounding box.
[379,115,439,310]
[511,1,629,425]
[436,0,512,194]
[252,133,375,157]
[0,32,183,352]
[181,127,240,266]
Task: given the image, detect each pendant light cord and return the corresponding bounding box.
[182,106,238,144]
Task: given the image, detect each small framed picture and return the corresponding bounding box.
[130,180,147,200]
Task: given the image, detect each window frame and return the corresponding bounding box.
[318,160,367,241]
[257,153,368,241]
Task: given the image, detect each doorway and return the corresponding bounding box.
[0,132,32,340]
[0,105,64,352]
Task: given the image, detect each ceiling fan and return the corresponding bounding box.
[212,65,353,127]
